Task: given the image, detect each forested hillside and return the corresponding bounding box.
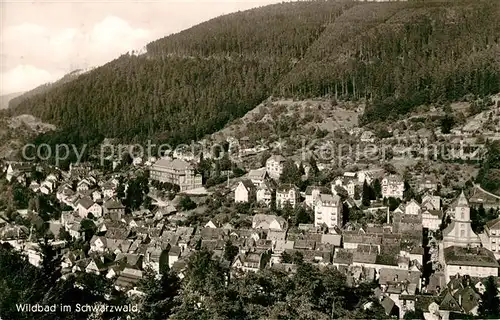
[10,0,500,146]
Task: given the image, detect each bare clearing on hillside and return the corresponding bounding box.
[0,115,55,159]
[212,98,362,143]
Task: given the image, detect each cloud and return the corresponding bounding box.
[1,65,64,94]
[91,16,150,48]
[1,16,154,94]
[81,16,152,62]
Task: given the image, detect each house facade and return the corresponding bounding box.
[234,180,256,203]
[382,175,404,199]
[276,184,299,209]
[422,194,441,211]
[332,176,357,198]
[256,181,274,207]
[266,155,285,180]
[405,200,421,216]
[443,246,499,283]
[247,169,268,186]
[481,218,500,259]
[150,158,202,191]
[314,194,342,229]
[305,186,329,208]
[422,210,443,232]
[77,197,102,218]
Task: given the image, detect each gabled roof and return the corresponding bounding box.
[267,155,285,163]
[267,230,286,242]
[380,296,395,315]
[101,182,115,190]
[438,290,463,312]
[316,194,340,206]
[76,197,96,210]
[453,286,480,314]
[333,249,353,265]
[169,246,182,256]
[277,183,298,192]
[104,200,125,210]
[383,174,403,184]
[422,210,443,219]
[175,227,195,237]
[379,269,421,286]
[427,272,446,293]
[87,258,108,271]
[444,246,499,268]
[305,185,330,196]
[78,179,91,186]
[9,163,32,172]
[241,252,262,265]
[486,217,500,230]
[258,180,276,191]
[199,227,226,240]
[321,234,341,246]
[114,268,143,289]
[90,235,106,246]
[105,227,130,240]
[238,179,256,191]
[274,240,294,252]
[153,158,193,170]
[248,169,267,180]
[407,199,421,208]
[252,214,287,230]
[171,260,187,273]
[115,253,142,267]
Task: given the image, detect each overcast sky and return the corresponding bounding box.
[0,0,287,95]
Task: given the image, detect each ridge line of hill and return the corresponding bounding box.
[6,0,500,148]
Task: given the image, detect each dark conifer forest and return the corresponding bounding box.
[8,0,500,145]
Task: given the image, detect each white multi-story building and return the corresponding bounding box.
[266,155,285,180]
[443,246,499,283]
[332,176,357,198]
[314,194,342,229]
[481,218,500,259]
[421,209,443,232]
[305,186,329,208]
[381,175,404,199]
[150,158,202,191]
[276,184,299,209]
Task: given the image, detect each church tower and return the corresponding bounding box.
[443,191,481,249]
